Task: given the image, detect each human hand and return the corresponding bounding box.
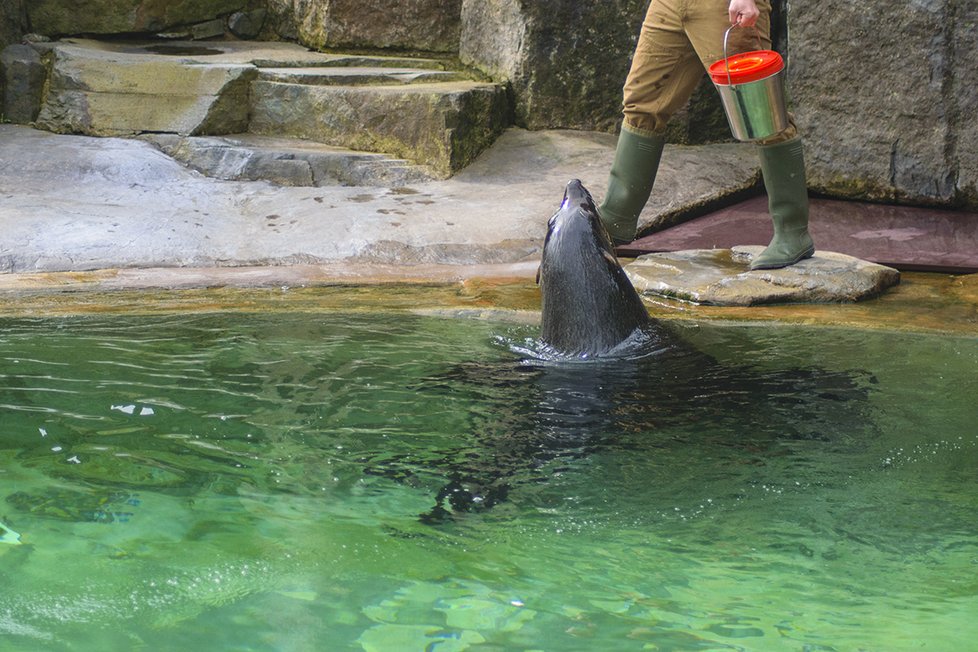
[728,0,759,27]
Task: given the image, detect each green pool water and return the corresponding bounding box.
[1,312,976,651]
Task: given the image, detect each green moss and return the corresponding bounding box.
[814,176,900,204]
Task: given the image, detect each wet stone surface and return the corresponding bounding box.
[625,246,901,306]
[0,125,758,273]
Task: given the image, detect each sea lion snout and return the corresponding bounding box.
[560,179,595,212]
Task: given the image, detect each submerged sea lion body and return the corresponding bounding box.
[384,340,875,524]
[538,179,652,358]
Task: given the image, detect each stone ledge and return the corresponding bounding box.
[142,133,433,187]
[625,247,901,306]
[249,80,510,177]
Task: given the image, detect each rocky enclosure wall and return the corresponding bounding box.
[461,0,648,133]
[460,0,736,141]
[790,0,976,208]
[1,0,975,208]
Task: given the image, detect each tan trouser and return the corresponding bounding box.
[622,0,796,144]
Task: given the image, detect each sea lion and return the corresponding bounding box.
[538,179,652,358]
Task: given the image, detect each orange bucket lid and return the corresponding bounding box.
[709,50,784,85]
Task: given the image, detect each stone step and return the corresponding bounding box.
[259,53,454,71]
[249,80,510,178]
[115,39,456,71]
[142,133,433,187]
[33,39,257,136]
[256,66,471,86]
[28,38,509,181]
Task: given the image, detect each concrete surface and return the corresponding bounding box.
[0,124,758,278]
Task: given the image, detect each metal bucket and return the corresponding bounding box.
[714,70,789,141]
[710,25,789,142]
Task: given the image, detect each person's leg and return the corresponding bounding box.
[684,0,814,268]
[622,0,711,136]
[599,0,706,244]
[750,136,814,268]
[685,0,772,68]
[599,129,665,245]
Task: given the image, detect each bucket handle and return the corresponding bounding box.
[722,23,764,86]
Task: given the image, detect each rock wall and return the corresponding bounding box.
[953,3,978,207]
[1,44,44,123]
[459,0,731,140]
[265,0,462,53]
[789,0,976,207]
[0,0,27,117]
[461,0,639,133]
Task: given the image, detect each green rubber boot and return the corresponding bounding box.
[751,137,816,270]
[598,127,666,245]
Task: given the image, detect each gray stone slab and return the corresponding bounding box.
[26,38,504,175]
[49,37,453,72]
[249,79,510,177]
[625,247,901,306]
[33,38,450,72]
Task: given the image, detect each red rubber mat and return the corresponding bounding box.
[618,196,978,274]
